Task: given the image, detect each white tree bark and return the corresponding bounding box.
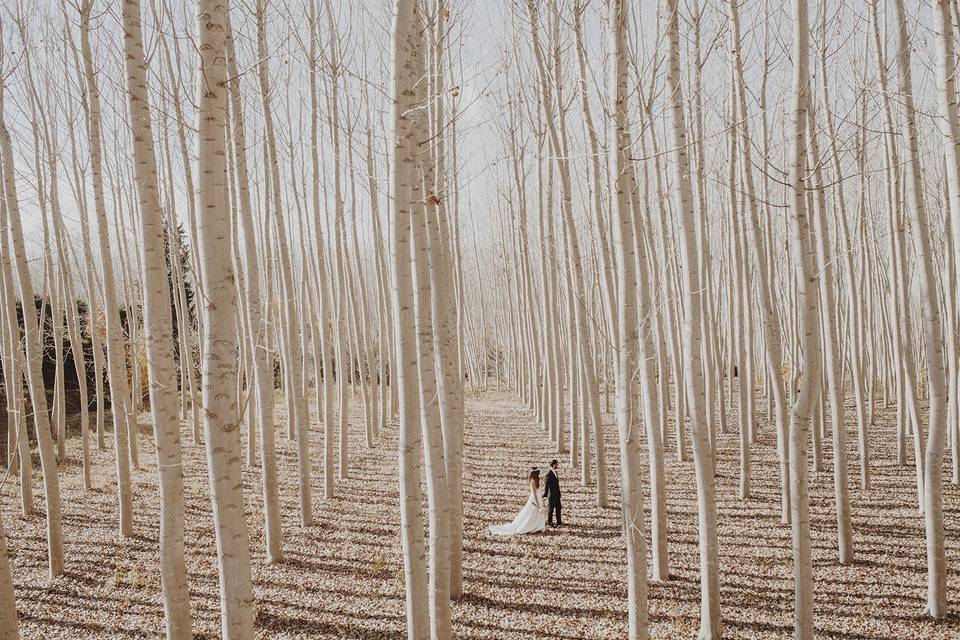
[256,0,313,526]
[413,186,452,638]
[307,0,337,502]
[225,8,283,563]
[0,69,64,580]
[912,0,952,617]
[195,1,254,636]
[393,0,430,637]
[121,0,193,635]
[786,1,820,636]
[0,181,31,515]
[427,3,466,597]
[79,0,135,536]
[815,13,854,563]
[806,107,853,563]
[664,1,722,636]
[611,0,649,634]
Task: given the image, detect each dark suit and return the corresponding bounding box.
[542,468,562,526]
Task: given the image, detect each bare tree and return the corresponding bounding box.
[786,0,821,635]
[664,0,721,635]
[195,0,254,636]
[121,0,192,634]
[393,0,430,636]
[0,49,64,580]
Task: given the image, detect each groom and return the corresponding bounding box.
[543,459,563,527]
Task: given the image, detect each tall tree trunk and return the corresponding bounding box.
[611,0,649,634]
[225,8,283,563]
[0,181,31,515]
[256,0,313,527]
[0,69,64,580]
[664,1,722,636]
[910,0,951,617]
[393,0,430,637]
[195,1,255,636]
[815,10,854,563]
[786,1,820,636]
[79,0,135,536]
[121,1,193,635]
[307,0,337,502]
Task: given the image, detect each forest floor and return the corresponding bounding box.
[4,388,960,639]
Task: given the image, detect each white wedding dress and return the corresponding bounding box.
[488,484,546,535]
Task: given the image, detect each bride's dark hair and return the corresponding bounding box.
[528,468,541,490]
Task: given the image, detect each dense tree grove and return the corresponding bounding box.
[1,1,960,639]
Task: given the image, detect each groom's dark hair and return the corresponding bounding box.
[550,459,558,468]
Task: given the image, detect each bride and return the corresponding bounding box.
[488,467,546,536]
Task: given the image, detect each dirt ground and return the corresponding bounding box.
[3,389,960,639]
